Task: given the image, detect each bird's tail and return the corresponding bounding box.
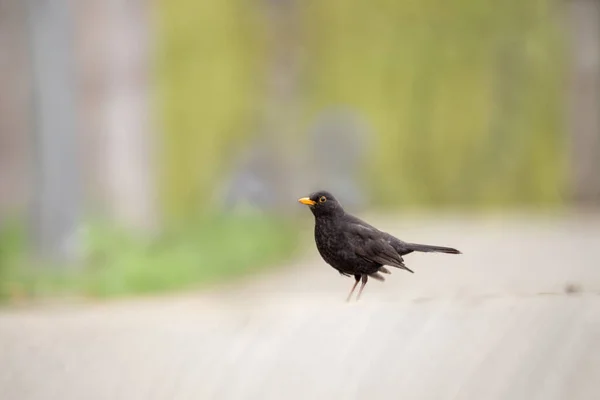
[405,243,461,254]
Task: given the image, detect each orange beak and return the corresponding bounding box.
[298,197,316,206]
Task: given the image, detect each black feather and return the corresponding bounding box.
[299,190,460,301]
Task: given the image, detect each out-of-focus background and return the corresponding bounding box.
[1,0,599,399]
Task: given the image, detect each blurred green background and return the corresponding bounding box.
[0,0,596,302]
[158,0,565,213]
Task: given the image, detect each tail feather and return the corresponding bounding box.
[405,243,461,254]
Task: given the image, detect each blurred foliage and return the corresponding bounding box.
[305,0,565,208]
[156,0,266,219]
[157,0,565,216]
[0,215,297,301]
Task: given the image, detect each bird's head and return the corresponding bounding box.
[297,190,344,218]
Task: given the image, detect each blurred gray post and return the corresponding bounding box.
[263,0,304,207]
[221,0,305,213]
[75,0,157,231]
[27,0,81,263]
[102,0,157,231]
[568,0,600,205]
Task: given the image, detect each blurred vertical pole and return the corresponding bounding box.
[76,0,157,231]
[262,0,304,207]
[0,1,30,222]
[568,0,600,205]
[101,0,157,231]
[26,0,81,264]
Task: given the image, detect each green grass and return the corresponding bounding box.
[0,214,298,301]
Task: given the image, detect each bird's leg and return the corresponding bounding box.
[356,275,369,301]
[346,275,361,302]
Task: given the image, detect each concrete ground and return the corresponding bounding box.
[1,213,600,400]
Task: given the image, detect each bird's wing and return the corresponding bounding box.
[343,213,415,255]
[343,220,414,273]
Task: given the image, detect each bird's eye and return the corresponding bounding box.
[319,196,327,203]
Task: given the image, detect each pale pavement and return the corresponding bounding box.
[1,213,600,400]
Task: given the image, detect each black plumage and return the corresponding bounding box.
[298,190,461,301]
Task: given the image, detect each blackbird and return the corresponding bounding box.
[298,190,461,301]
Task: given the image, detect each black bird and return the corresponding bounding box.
[298,190,461,301]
